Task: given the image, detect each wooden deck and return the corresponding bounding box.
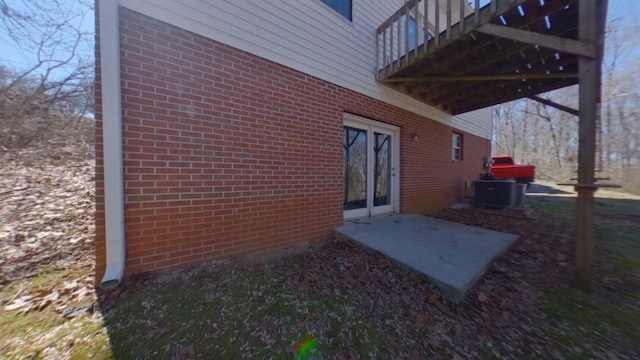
[376,0,608,291]
[376,0,582,114]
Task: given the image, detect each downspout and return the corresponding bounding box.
[98,0,126,288]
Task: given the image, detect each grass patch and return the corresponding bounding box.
[103,264,402,359]
[528,190,640,224]
[530,190,640,356]
[527,196,576,220]
[0,269,112,359]
[3,185,637,358]
[594,224,640,300]
[526,189,640,356]
[543,289,640,356]
[0,311,110,360]
[529,195,640,284]
[596,225,640,266]
[5,249,436,359]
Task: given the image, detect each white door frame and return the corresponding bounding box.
[343,113,400,220]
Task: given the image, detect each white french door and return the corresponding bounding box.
[343,114,400,220]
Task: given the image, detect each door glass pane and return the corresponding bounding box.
[374,132,391,207]
[343,127,367,210]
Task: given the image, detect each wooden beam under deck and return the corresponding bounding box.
[416,47,579,104]
[383,0,578,82]
[381,73,577,83]
[411,35,579,102]
[475,23,595,58]
[446,77,577,114]
[407,4,579,109]
[377,0,583,114]
[528,95,580,116]
[424,56,580,108]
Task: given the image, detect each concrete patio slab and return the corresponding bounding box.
[335,214,519,303]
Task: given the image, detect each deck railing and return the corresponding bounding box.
[376,0,521,81]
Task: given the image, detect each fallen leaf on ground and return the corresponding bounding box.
[423,338,440,350]
[426,288,442,303]
[338,351,361,359]
[477,292,490,304]
[174,344,195,360]
[287,343,301,359]
[292,313,316,334]
[145,326,172,341]
[4,296,34,312]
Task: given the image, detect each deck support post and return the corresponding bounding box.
[575,0,607,292]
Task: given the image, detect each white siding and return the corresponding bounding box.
[118,0,493,139]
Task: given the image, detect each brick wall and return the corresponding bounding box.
[95,7,490,279]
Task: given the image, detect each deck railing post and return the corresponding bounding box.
[475,0,480,26]
[385,18,394,76]
[383,28,387,77]
[414,2,419,59]
[460,0,465,33]
[447,0,452,39]
[400,9,409,65]
[375,28,380,81]
[424,0,429,55]
[435,0,440,46]
[397,14,401,69]
[404,9,409,65]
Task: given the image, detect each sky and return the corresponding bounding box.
[0,0,94,70]
[0,0,638,74]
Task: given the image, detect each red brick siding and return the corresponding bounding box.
[95,7,490,279]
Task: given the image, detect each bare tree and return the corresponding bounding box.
[492,14,640,194]
[0,0,94,148]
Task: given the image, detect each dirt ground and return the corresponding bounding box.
[1,150,639,359]
[1,148,96,308]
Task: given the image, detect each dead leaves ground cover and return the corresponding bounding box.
[437,197,640,359]
[0,147,106,359]
[99,195,639,359]
[1,150,639,359]
[102,239,547,359]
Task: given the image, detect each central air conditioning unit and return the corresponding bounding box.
[515,183,527,205]
[474,179,517,208]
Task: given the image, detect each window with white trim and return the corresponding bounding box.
[452,133,463,161]
[319,0,352,21]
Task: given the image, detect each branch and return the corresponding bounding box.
[0,187,29,196]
